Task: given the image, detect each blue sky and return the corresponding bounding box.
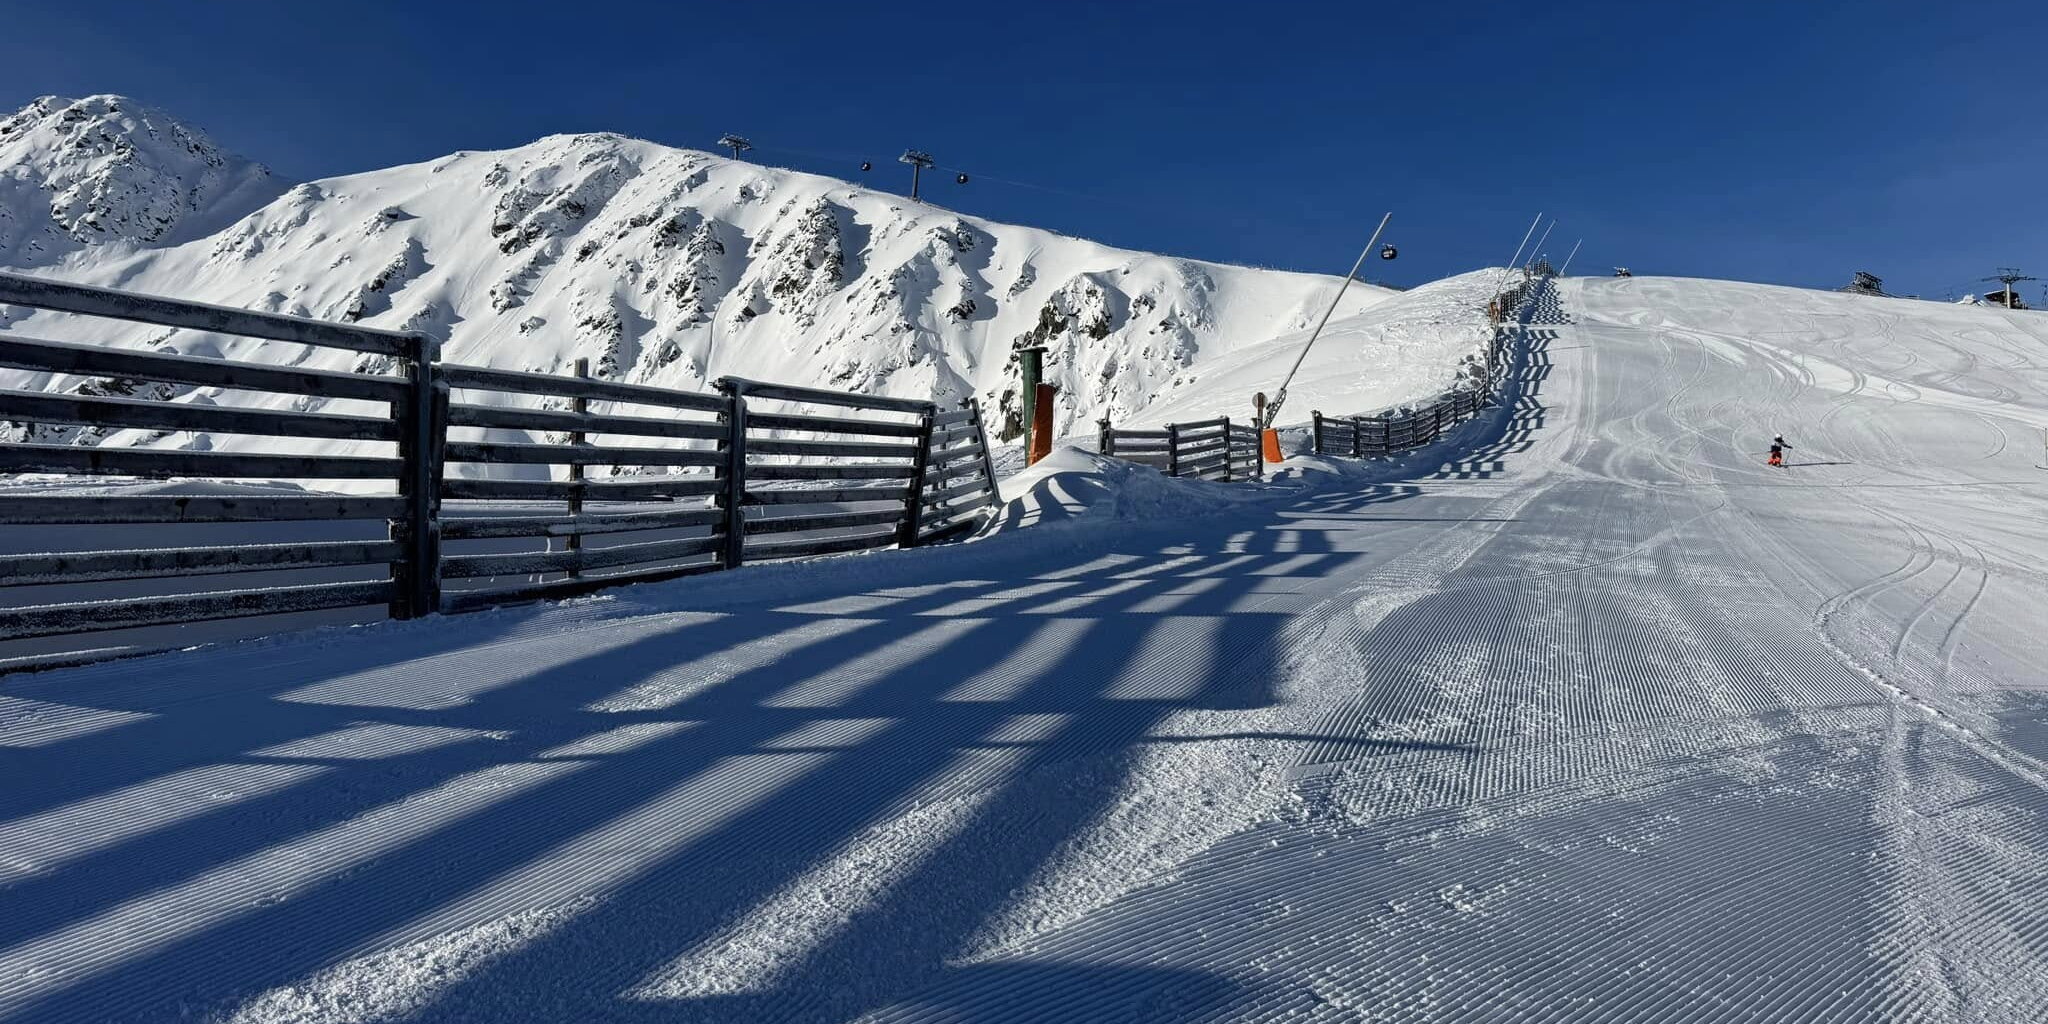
[7,0,2043,298]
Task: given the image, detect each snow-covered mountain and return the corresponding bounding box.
[0,95,282,267]
[0,94,1395,450]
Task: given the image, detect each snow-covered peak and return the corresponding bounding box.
[0,94,282,267]
[1,98,1414,460]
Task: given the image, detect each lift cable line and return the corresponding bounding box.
[1258,212,1393,431]
[1983,268,2037,309]
[727,140,1376,247]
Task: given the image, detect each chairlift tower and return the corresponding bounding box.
[899,150,935,200]
[716,134,754,161]
[1984,268,2037,309]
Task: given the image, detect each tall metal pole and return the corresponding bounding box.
[1493,213,1544,306]
[1260,212,1392,430]
[900,150,935,202]
[1528,220,1557,266]
[1559,238,1584,276]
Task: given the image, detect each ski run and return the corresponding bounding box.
[4,269,2048,1022]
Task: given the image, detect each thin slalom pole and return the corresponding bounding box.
[1559,238,1584,276]
[1262,212,1392,429]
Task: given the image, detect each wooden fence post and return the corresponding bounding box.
[713,379,747,570]
[566,357,588,579]
[1098,417,1113,456]
[899,403,936,548]
[391,334,445,619]
[1166,423,1181,477]
[1350,417,1363,458]
[1311,410,1323,455]
[1220,416,1233,482]
[970,398,1002,506]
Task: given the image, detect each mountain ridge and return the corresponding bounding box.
[0,95,1403,447]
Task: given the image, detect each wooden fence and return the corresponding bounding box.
[0,271,999,648]
[1309,388,1486,459]
[1308,274,1541,461]
[1096,416,1264,482]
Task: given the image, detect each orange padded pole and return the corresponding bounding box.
[1027,382,1057,465]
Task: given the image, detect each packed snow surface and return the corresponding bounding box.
[7,273,2048,1021]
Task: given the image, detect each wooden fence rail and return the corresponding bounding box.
[0,271,1001,653]
[1097,415,1264,483]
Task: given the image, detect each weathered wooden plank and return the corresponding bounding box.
[441,504,723,539]
[443,441,723,467]
[0,494,405,524]
[441,363,729,412]
[925,457,988,487]
[0,540,400,586]
[922,477,991,506]
[0,443,404,480]
[745,530,899,561]
[929,422,980,446]
[442,476,722,501]
[747,462,916,481]
[0,389,400,441]
[0,580,393,641]
[920,491,993,525]
[742,485,910,505]
[747,438,919,459]
[745,412,924,438]
[925,442,988,468]
[716,377,933,415]
[917,511,986,545]
[0,271,419,356]
[967,396,1002,507]
[746,507,905,536]
[929,450,991,477]
[931,408,974,429]
[0,335,408,402]
[1172,417,1228,432]
[1109,429,1171,440]
[440,560,722,614]
[445,403,725,441]
[441,535,724,578]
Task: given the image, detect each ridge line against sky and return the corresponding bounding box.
[6,0,2045,300]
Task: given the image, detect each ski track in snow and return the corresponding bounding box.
[5,277,2048,1021]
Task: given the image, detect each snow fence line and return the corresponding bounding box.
[1091,272,1547,476]
[0,271,1001,667]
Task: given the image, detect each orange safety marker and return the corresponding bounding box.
[1027,382,1057,465]
[1261,428,1284,464]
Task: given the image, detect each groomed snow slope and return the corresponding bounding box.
[5,275,2048,1021]
[1128,267,1501,428]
